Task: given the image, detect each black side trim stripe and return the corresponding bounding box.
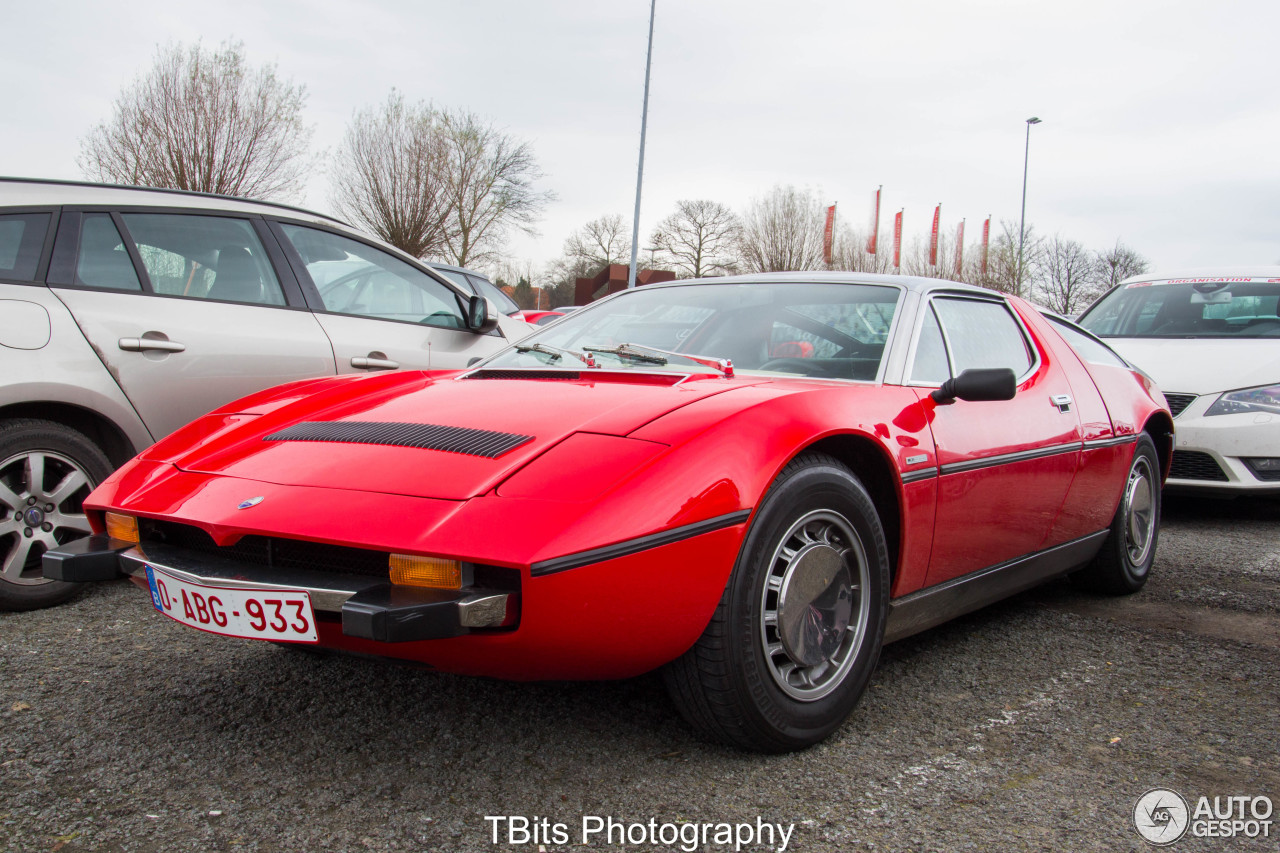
[264,421,533,459]
[939,442,1080,476]
[531,510,753,576]
[900,469,938,484]
[1083,434,1138,450]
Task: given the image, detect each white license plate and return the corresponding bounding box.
[144,565,318,643]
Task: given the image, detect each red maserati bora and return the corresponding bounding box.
[45,273,1172,752]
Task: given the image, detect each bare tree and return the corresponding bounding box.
[972,220,1044,297]
[562,214,632,273]
[79,40,313,200]
[330,92,451,258]
[649,199,742,278]
[738,185,827,273]
[1094,240,1149,292]
[1035,236,1100,315]
[438,110,554,267]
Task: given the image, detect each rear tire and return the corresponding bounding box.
[0,419,113,611]
[1071,433,1160,595]
[663,453,889,752]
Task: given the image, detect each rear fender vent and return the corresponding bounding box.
[264,421,533,458]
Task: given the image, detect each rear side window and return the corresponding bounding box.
[75,214,142,291]
[0,213,51,282]
[122,213,285,306]
[931,298,1033,377]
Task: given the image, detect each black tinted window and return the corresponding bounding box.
[75,214,142,291]
[0,213,51,282]
[122,213,285,305]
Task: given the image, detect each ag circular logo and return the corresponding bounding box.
[1134,788,1190,845]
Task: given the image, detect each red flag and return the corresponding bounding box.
[823,204,836,265]
[866,187,881,255]
[893,210,903,269]
[953,220,965,276]
[929,204,941,266]
[981,217,991,275]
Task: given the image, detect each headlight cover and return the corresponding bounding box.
[1204,383,1280,417]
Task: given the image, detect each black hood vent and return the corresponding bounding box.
[264,421,533,459]
[465,369,582,380]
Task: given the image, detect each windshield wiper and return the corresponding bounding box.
[583,342,734,377]
[515,342,597,367]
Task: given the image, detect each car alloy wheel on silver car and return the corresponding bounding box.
[759,509,870,701]
[0,450,94,586]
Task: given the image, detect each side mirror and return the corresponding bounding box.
[466,295,500,333]
[930,367,1017,404]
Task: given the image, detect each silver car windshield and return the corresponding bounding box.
[482,282,901,381]
[1080,279,1280,338]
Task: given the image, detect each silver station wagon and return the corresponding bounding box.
[0,178,530,610]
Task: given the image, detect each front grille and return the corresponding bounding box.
[265,421,532,459]
[1163,393,1197,418]
[1168,450,1229,482]
[138,519,390,578]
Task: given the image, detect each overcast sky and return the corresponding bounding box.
[4,0,1279,276]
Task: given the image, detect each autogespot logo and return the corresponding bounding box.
[1134,789,1190,845]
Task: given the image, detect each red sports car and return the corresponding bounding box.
[45,273,1172,752]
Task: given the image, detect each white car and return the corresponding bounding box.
[1077,267,1280,494]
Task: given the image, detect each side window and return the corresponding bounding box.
[122,214,285,306]
[280,225,465,329]
[1047,316,1128,368]
[0,213,51,282]
[75,214,142,291]
[910,304,951,384]
[932,298,1033,376]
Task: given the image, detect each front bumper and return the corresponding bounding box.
[42,537,518,642]
[1167,402,1280,494]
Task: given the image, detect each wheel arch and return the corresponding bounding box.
[0,401,139,468]
[1142,412,1175,482]
[795,433,902,584]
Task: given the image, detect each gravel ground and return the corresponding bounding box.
[2,494,1277,853]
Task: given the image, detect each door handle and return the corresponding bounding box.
[1050,394,1072,413]
[350,353,400,370]
[119,336,186,353]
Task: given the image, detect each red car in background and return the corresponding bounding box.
[46,273,1172,752]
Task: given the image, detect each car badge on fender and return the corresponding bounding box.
[237,496,265,510]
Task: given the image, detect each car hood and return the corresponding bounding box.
[173,371,765,500]
[1103,338,1280,395]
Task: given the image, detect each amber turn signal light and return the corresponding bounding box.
[389,554,461,589]
[104,512,139,543]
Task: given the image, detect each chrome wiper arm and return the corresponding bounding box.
[583,342,734,377]
[515,342,597,367]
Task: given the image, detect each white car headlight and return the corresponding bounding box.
[1204,382,1280,417]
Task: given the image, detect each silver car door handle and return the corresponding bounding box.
[350,356,400,370]
[118,337,186,353]
[1051,394,1072,413]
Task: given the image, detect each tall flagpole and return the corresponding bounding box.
[628,0,657,289]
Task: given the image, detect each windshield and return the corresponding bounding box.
[1079,277,1280,338]
[480,281,901,380]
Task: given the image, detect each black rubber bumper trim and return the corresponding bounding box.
[42,535,134,582]
[341,585,514,642]
[529,509,753,577]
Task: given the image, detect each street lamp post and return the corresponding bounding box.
[628,0,657,289]
[1016,116,1042,296]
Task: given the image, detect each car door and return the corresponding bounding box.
[46,210,337,440]
[271,223,512,373]
[908,293,1083,585]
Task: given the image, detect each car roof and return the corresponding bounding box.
[639,270,998,298]
[0,176,349,227]
[1119,266,1280,284]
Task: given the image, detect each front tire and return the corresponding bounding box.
[1071,433,1161,595]
[663,453,889,752]
[0,419,113,611]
